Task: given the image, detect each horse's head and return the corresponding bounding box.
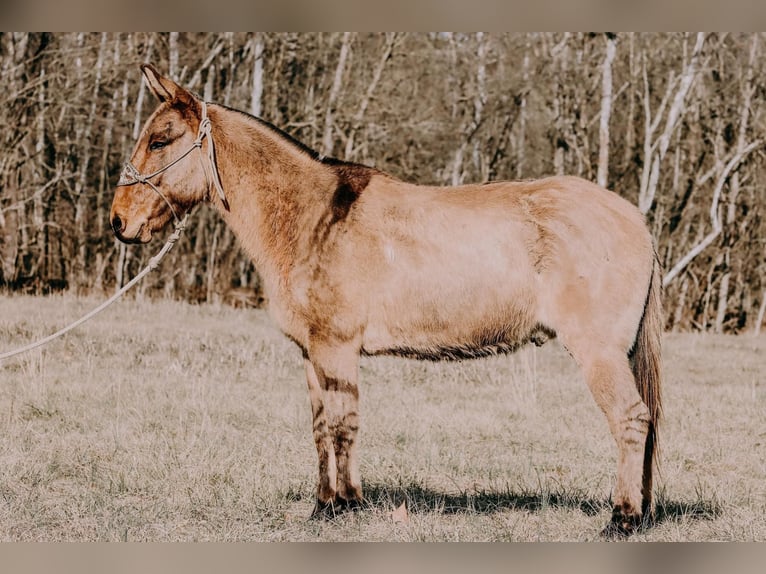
[110,64,221,244]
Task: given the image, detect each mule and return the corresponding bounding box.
[111,64,663,537]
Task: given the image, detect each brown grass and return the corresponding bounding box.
[0,294,763,541]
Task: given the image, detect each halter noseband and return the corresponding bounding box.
[117,101,228,222]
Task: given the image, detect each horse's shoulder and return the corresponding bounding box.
[326,161,387,221]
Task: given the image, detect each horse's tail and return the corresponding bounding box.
[632,253,663,495]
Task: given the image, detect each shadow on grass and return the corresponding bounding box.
[357,482,722,528]
[652,496,722,526]
[362,482,606,517]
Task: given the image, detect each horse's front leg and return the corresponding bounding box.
[304,342,362,518]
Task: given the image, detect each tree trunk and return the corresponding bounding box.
[169,32,179,80]
[250,33,264,117]
[516,35,531,179]
[755,290,766,336]
[450,32,487,185]
[322,32,352,157]
[597,34,617,188]
[206,221,220,303]
[550,33,571,176]
[132,34,155,139]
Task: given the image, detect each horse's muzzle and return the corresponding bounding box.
[111,214,148,244]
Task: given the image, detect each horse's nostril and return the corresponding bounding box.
[111,215,123,234]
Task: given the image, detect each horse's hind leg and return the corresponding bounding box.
[304,343,362,518]
[578,348,652,536]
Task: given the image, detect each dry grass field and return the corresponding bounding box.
[0,293,763,541]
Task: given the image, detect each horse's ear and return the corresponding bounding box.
[140,64,197,110]
[141,64,175,102]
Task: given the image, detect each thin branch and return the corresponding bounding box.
[663,139,762,287]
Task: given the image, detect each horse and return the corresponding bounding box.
[110,64,663,537]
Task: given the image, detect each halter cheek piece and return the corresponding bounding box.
[116,101,228,223]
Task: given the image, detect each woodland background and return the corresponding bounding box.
[0,32,764,333]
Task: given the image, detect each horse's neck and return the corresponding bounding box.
[209,108,334,290]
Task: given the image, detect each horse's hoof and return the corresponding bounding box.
[310,499,336,520]
[310,496,363,520]
[600,520,632,539]
[600,505,642,539]
[336,496,363,512]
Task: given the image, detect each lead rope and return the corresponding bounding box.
[0,213,189,362]
[198,102,228,210]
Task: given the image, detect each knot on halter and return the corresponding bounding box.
[197,103,228,210]
[197,117,212,141]
[118,162,146,186]
[117,100,228,222]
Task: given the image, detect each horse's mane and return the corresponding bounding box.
[216,103,353,169]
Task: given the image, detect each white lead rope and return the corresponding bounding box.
[197,104,228,210]
[0,214,189,362]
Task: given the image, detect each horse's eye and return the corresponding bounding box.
[149,140,167,151]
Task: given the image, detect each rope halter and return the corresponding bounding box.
[117,101,228,223]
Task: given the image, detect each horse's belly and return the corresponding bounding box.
[360,276,549,361]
